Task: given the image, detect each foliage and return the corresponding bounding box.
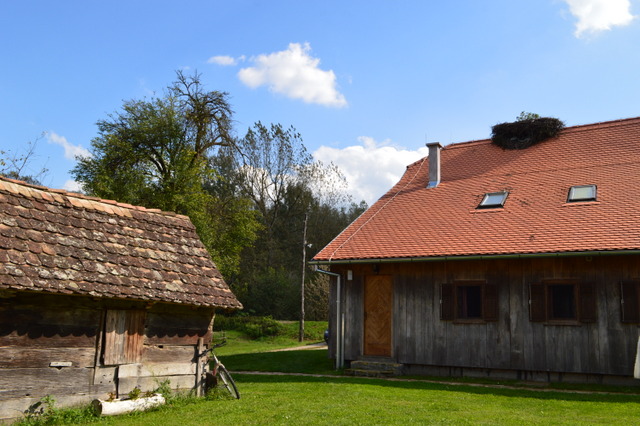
[71,71,363,320]
[516,111,541,121]
[127,387,142,400]
[17,395,99,425]
[213,315,284,339]
[72,71,258,277]
[0,136,49,185]
[222,122,366,320]
[491,113,565,150]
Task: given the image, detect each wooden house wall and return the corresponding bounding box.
[332,254,640,380]
[0,291,214,420]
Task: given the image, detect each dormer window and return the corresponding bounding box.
[568,185,596,202]
[478,191,508,209]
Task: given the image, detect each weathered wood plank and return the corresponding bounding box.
[0,327,97,348]
[0,347,95,368]
[0,367,114,399]
[118,362,196,378]
[103,310,146,365]
[118,375,196,395]
[144,329,210,346]
[142,345,196,364]
[146,309,213,330]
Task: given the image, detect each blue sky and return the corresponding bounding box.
[1,0,639,204]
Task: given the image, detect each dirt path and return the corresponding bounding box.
[268,342,327,352]
[231,370,640,396]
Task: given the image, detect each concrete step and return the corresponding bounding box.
[345,368,397,378]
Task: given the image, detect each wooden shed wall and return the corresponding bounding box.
[331,254,640,380]
[0,291,214,420]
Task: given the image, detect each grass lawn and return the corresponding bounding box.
[102,370,640,425]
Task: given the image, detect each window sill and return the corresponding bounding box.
[544,320,581,326]
[453,318,486,325]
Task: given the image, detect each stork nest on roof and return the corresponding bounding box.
[491,117,565,150]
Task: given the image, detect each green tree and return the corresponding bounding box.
[516,111,541,121]
[72,71,257,276]
[225,122,365,319]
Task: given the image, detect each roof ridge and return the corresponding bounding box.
[560,116,640,133]
[438,116,640,151]
[0,175,188,220]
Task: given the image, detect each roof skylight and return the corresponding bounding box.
[478,191,508,209]
[568,185,596,202]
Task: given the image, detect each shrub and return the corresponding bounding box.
[214,315,284,339]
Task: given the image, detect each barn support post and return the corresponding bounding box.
[196,337,204,397]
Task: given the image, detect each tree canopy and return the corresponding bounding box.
[72,71,366,319]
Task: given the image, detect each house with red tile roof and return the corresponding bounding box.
[0,177,241,421]
[311,116,640,384]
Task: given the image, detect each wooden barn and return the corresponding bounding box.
[312,116,640,384]
[0,177,241,421]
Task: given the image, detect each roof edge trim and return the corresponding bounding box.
[309,249,640,265]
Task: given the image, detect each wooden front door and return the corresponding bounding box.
[364,275,393,357]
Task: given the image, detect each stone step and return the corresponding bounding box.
[351,359,402,375]
[344,368,397,378]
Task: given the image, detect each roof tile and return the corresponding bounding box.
[0,177,241,309]
[314,117,640,262]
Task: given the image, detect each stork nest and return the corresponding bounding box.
[491,117,565,150]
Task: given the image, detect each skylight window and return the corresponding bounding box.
[568,185,596,202]
[478,191,508,209]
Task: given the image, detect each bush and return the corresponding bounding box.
[214,315,284,339]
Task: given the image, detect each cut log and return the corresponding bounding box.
[92,394,165,416]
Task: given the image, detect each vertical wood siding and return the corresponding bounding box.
[334,254,640,377]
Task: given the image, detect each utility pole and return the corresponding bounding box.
[299,212,308,342]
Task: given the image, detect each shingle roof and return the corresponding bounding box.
[0,177,241,308]
[313,117,640,263]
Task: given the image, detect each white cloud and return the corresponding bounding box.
[63,180,83,193]
[313,137,430,205]
[46,131,92,161]
[238,42,347,108]
[564,0,636,37]
[207,55,242,66]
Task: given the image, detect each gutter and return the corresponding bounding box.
[312,266,344,370]
[308,249,640,266]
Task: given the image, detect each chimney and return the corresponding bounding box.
[426,142,442,188]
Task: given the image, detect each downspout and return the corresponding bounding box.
[313,266,343,370]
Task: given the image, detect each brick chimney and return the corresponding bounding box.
[426,142,442,188]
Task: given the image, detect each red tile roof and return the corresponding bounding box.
[0,177,241,308]
[313,117,640,263]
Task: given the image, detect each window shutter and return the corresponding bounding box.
[621,281,639,323]
[482,283,499,321]
[440,283,454,320]
[579,282,596,323]
[529,283,546,322]
[103,310,146,365]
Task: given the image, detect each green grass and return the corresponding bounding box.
[223,348,336,375]
[213,321,326,357]
[99,374,640,425]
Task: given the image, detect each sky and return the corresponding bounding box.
[1,0,639,205]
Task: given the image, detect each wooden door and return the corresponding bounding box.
[364,275,393,357]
